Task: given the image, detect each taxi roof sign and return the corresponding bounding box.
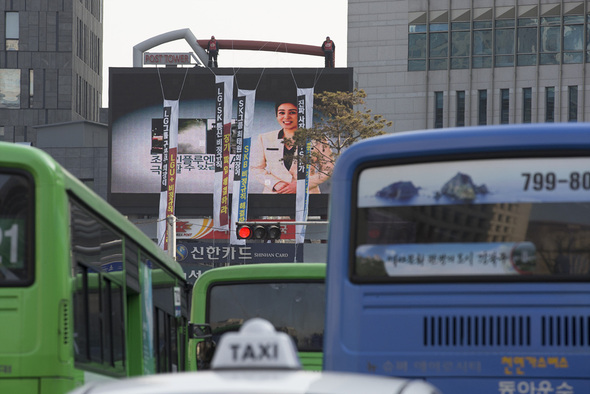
[211,318,302,370]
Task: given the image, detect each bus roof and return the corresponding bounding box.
[0,142,185,279]
[192,263,326,293]
[332,123,590,183]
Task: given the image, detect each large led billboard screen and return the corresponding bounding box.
[109,67,353,218]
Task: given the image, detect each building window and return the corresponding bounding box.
[478,90,487,125]
[563,16,584,64]
[495,19,515,67]
[451,22,470,69]
[97,38,101,75]
[517,18,537,66]
[0,69,21,109]
[540,17,560,65]
[0,126,4,137]
[522,88,532,123]
[77,19,82,58]
[429,23,449,70]
[434,91,444,128]
[545,87,555,122]
[568,86,578,122]
[81,179,95,190]
[408,24,427,71]
[29,70,34,108]
[472,20,492,68]
[5,12,19,51]
[456,91,465,127]
[500,89,509,124]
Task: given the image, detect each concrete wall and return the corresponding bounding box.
[348,0,590,133]
[35,120,108,200]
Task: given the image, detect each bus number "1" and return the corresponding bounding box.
[0,223,19,264]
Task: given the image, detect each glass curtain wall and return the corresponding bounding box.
[408,7,586,71]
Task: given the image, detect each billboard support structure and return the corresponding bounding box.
[132,30,327,69]
[133,28,208,67]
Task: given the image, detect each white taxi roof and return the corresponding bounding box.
[69,370,440,394]
[69,318,440,394]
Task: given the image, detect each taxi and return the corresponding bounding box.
[69,318,441,394]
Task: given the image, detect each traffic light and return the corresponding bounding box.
[236,223,281,240]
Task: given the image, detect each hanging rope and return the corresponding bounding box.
[232,40,272,92]
[157,227,167,250]
[177,67,190,100]
[156,66,190,101]
[156,66,166,101]
[313,67,324,87]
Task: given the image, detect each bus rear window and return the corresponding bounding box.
[0,171,32,286]
[208,281,324,352]
[354,157,590,281]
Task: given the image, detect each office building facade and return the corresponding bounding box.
[348,0,589,132]
[0,0,103,145]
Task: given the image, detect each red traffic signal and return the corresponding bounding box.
[237,225,253,239]
[236,223,281,240]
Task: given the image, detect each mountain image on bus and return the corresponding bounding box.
[0,142,190,394]
[323,123,590,394]
[187,262,325,371]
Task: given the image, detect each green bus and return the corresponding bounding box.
[188,263,326,371]
[0,142,190,393]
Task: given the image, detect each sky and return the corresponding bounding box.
[102,0,348,107]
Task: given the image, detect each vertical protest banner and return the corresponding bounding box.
[140,260,155,373]
[230,89,256,245]
[157,99,179,250]
[213,75,234,232]
[295,88,314,244]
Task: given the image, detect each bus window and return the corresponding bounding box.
[71,200,127,375]
[0,171,32,285]
[208,281,325,352]
[355,157,590,280]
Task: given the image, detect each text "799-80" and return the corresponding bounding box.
[522,172,590,191]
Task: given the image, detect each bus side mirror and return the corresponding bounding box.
[196,337,216,370]
[190,323,216,370]
[189,323,212,339]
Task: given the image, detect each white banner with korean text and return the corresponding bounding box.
[213,75,234,232]
[157,99,179,250]
[295,87,314,244]
[230,89,256,245]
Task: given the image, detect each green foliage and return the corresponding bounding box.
[286,89,392,175]
[355,256,388,277]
